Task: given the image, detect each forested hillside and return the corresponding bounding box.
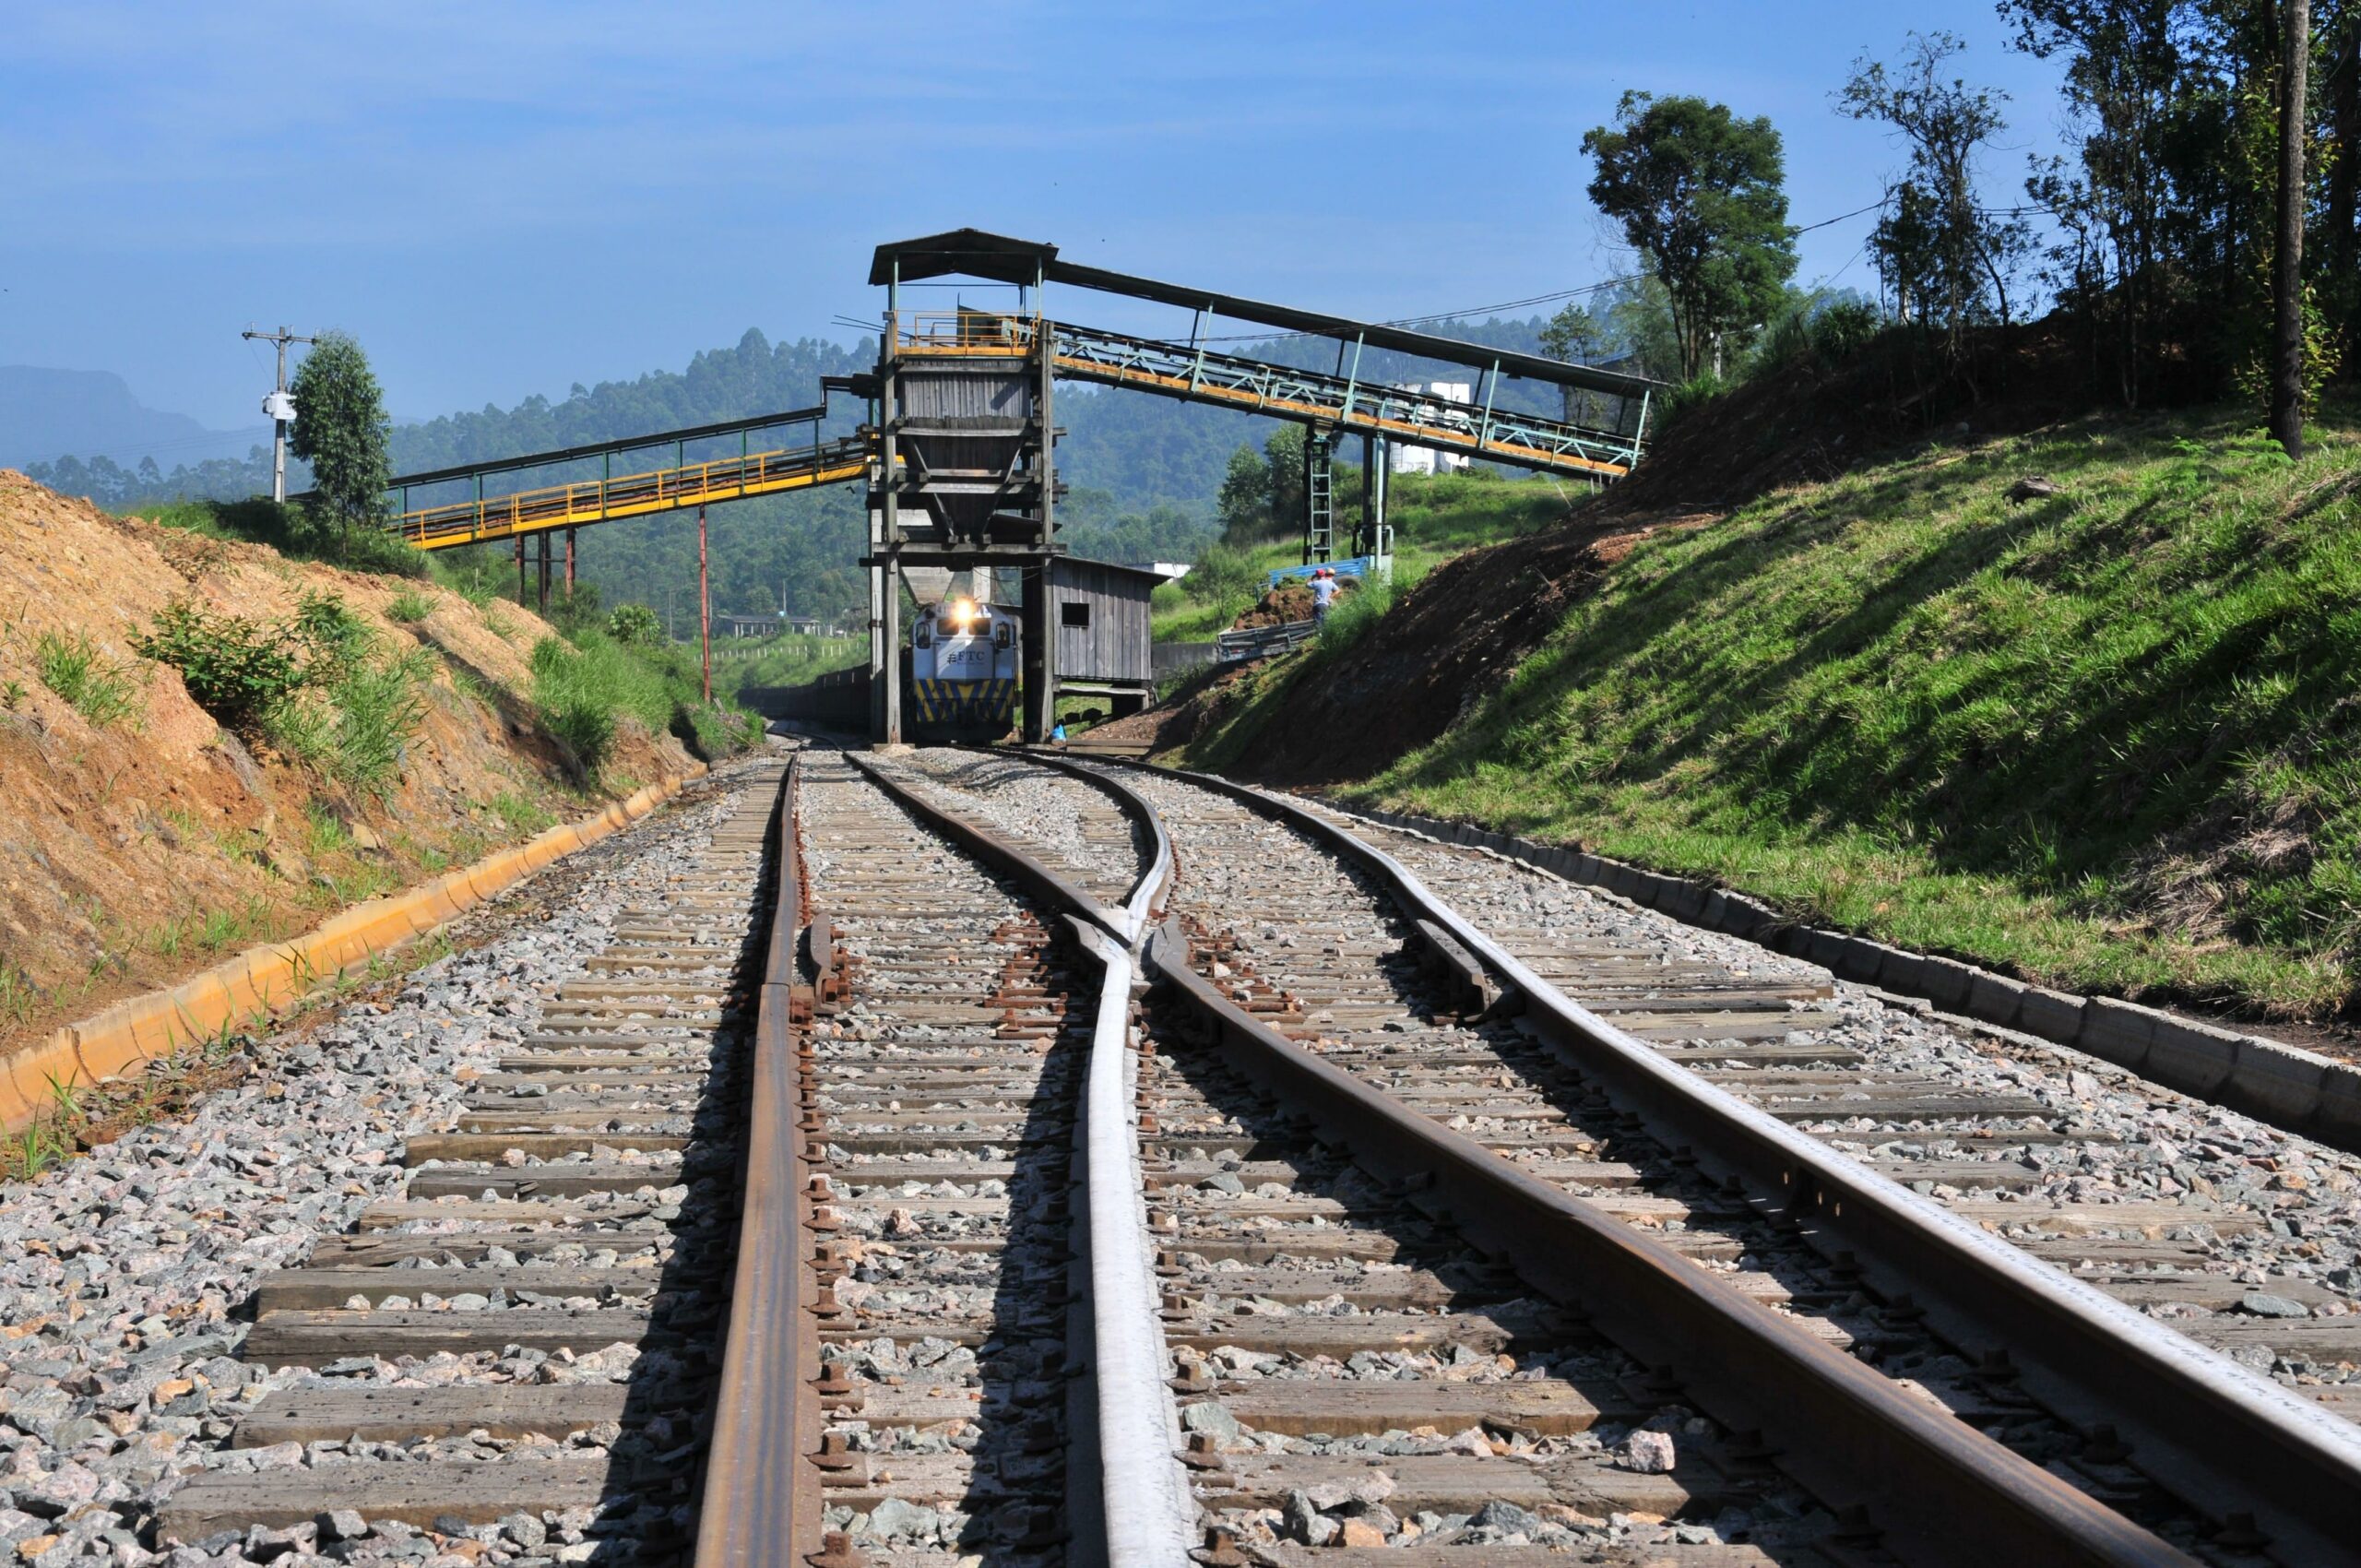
[23,309,1647,622]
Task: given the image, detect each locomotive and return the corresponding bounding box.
[908,594,1020,741]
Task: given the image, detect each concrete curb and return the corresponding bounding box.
[1339,802,2361,1156]
[0,767,705,1133]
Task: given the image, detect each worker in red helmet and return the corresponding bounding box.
[1310,566,1338,631]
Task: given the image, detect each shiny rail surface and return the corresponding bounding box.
[157,757,793,1557]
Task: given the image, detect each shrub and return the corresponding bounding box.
[134,603,308,731]
[546,582,605,638]
[1658,370,1728,428]
[607,603,663,647]
[1183,543,1259,603]
[139,498,427,578]
[137,594,426,790]
[1809,298,1882,365]
[292,589,374,667]
[35,632,140,727]
[386,590,434,624]
[323,650,431,794]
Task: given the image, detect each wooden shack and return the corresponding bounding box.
[1047,556,1165,717]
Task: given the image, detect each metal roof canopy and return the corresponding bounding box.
[869,228,1661,399]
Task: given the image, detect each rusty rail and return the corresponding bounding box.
[693,753,824,1568]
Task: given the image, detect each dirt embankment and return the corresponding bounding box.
[0,471,691,1054]
[1095,519,1677,781]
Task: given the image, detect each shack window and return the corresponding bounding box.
[1061,600,1092,628]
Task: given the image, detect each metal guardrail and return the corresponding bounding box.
[1213,618,1318,663]
[387,437,870,549]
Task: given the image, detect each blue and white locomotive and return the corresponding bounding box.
[908,596,1019,741]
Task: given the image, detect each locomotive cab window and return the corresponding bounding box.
[1060,600,1091,628]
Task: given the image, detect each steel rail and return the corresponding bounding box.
[843,754,1192,1568]
[1076,754,2361,1567]
[693,753,823,1568]
[869,748,2189,1566]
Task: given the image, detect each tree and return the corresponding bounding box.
[1536,302,1603,362]
[1264,425,1308,538]
[1582,92,1798,378]
[287,331,392,534]
[1999,1,2225,404]
[607,603,663,646]
[2272,0,2312,457]
[1837,31,2030,350]
[1538,303,1607,424]
[1214,444,1271,540]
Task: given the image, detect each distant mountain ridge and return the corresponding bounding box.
[0,365,270,470]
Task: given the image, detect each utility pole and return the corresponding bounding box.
[698,503,713,706]
[2272,0,2313,458]
[241,326,314,504]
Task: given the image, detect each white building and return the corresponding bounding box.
[1386,381,1474,476]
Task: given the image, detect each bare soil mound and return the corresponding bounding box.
[0,471,690,1054]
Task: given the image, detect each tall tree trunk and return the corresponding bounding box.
[2274,0,2314,457]
[2327,5,2361,330]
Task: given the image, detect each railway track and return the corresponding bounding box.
[152,756,789,1557]
[869,744,2361,1566]
[10,737,2353,1567]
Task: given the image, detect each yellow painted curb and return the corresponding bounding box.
[1,762,708,1134]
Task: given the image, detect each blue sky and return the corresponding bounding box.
[1,1,2070,432]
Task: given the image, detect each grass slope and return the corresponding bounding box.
[1194,407,2361,1019]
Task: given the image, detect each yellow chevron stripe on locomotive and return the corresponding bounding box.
[911,677,1016,730]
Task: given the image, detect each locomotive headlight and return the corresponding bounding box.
[949,596,977,627]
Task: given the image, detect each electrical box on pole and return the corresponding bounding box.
[243,326,314,505]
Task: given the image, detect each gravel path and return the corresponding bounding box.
[0,760,773,1568]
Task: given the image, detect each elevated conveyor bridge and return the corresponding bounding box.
[366,228,1663,554]
[356,228,1666,742]
[1045,318,1640,478]
[367,406,865,551]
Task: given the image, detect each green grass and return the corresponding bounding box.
[1189,406,2361,1020]
[142,498,428,578]
[34,632,140,727]
[489,790,558,836]
[712,631,864,697]
[387,589,434,624]
[528,625,763,777]
[531,631,671,773]
[0,966,35,1028]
